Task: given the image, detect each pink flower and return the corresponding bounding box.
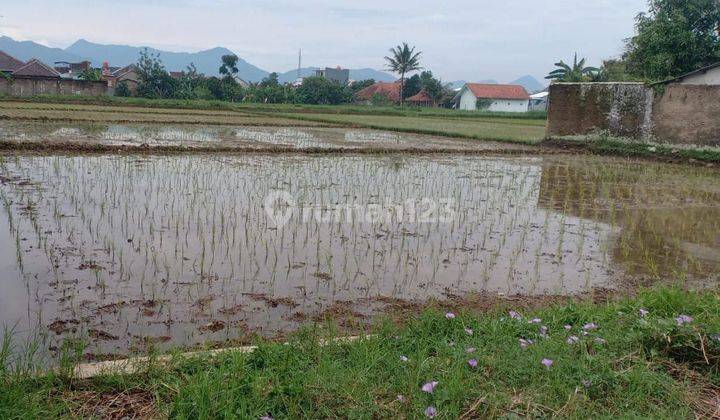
[421,381,439,393]
[445,312,456,319]
[675,315,693,325]
[594,337,607,345]
[468,359,478,368]
[464,328,474,335]
[581,379,591,388]
[564,325,572,331]
[509,310,522,320]
[396,394,405,403]
[583,323,598,331]
[519,338,534,349]
[529,318,542,324]
[566,335,579,345]
[466,347,476,353]
[400,355,409,362]
[541,358,554,368]
[260,416,273,420]
[639,308,649,317]
[425,406,438,418]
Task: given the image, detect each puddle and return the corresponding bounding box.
[0,153,718,358]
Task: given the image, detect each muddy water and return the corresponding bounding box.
[0,153,718,357]
[0,120,530,151]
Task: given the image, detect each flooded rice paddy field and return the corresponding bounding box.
[0,152,718,358]
[0,120,531,152]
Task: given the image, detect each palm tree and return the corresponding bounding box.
[546,53,599,82]
[384,43,423,105]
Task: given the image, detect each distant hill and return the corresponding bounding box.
[276,67,395,84]
[0,36,82,64]
[65,39,269,82]
[0,36,269,82]
[510,75,545,93]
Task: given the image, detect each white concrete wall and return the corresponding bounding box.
[458,89,477,110]
[487,99,529,112]
[457,88,529,112]
[680,66,720,85]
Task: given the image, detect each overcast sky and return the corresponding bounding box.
[1,0,648,82]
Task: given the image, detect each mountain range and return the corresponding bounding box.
[0,36,544,90]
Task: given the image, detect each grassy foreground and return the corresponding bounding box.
[2,288,719,418]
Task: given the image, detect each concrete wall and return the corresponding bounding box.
[0,76,107,97]
[547,82,720,147]
[458,88,529,112]
[652,84,720,146]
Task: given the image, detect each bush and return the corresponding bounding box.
[114,81,131,97]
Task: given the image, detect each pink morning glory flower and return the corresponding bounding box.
[260,416,273,420]
[541,358,554,368]
[567,335,579,345]
[564,325,572,331]
[639,308,649,317]
[466,347,476,353]
[400,355,409,362]
[425,406,438,418]
[509,310,522,320]
[396,394,405,403]
[675,315,693,325]
[445,312,456,319]
[583,323,598,331]
[464,328,474,335]
[468,359,478,368]
[529,318,542,324]
[421,381,439,393]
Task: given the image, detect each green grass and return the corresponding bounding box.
[2,287,719,418]
[271,113,546,144]
[0,94,547,120]
[546,136,720,164]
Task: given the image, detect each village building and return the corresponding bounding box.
[406,89,434,107]
[666,63,720,85]
[12,59,61,78]
[315,67,350,85]
[0,51,25,75]
[354,81,402,104]
[53,61,92,79]
[102,63,139,94]
[529,91,549,111]
[454,83,530,112]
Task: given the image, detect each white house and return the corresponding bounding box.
[672,63,720,85]
[529,91,549,111]
[454,83,530,112]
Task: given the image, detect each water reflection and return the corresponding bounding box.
[0,154,717,358]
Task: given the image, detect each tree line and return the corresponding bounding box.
[118,44,453,106]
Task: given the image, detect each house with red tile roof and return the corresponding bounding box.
[354,81,402,104]
[454,83,530,112]
[406,89,434,107]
